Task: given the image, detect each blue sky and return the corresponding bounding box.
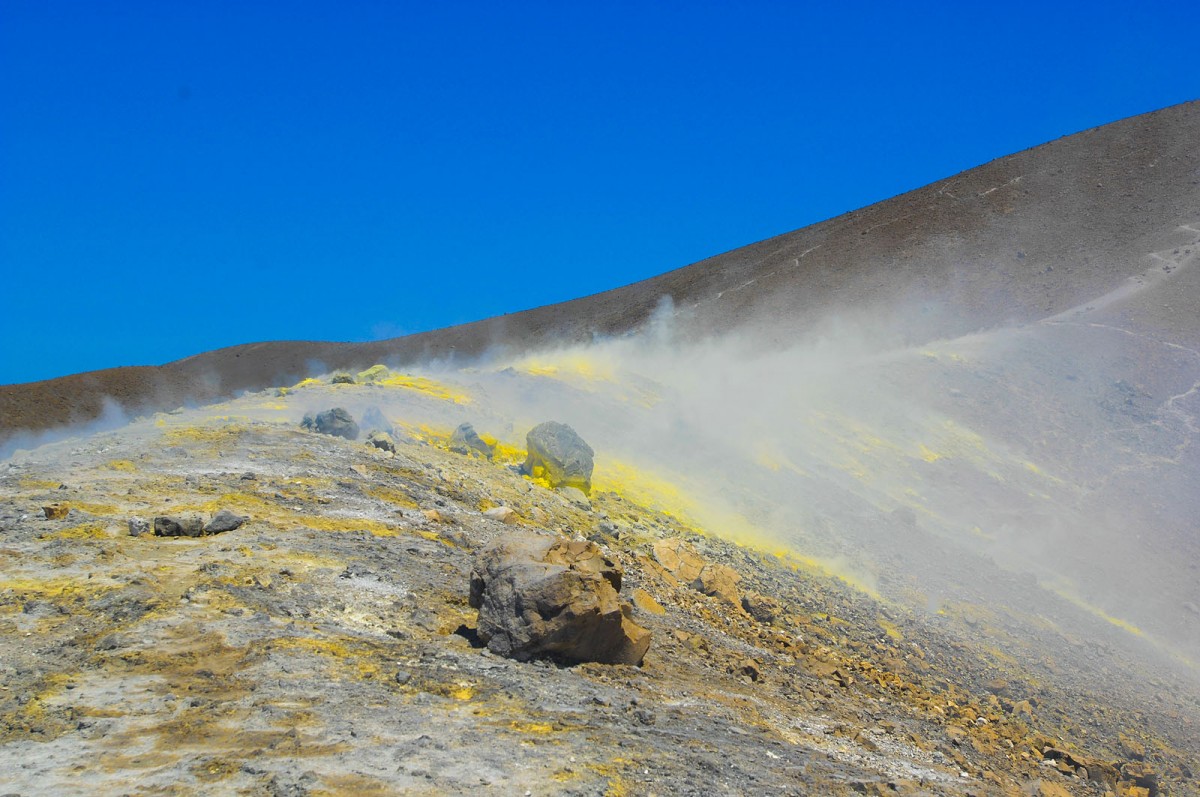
[1,1,1196,385]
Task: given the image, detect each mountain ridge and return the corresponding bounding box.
[3,100,1198,443]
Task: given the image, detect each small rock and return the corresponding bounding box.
[368,431,396,453]
[240,472,257,481]
[394,670,412,685]
[741,591,782,623]
[422,509,444,523]
[331,373,355,384]
[42,503,69,520]
[153,515,205,537]
[521,421,594,494]
[483,506,518,524]
[128,517,150,537]
[203,509,247,534]
[449,423,494,459]
[1118,733,1146,761]
[734,659,761,682]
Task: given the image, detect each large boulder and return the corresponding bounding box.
[469,533,650,665]
[521,421,594,494]
[301,407,359,440]
[450,422,493,459]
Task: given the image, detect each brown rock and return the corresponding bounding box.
[42,503,69,520]
[741,591,782,623]
[483,506,518,524]
[469,533,650,665]
[1118,733,1146,761]
[652,538,705,583]
[632,588,666,615]
[652,538,743,610]
[1034,782,1073,797]
[696,562,742,609]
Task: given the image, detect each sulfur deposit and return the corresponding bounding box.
[0,372,1196,795]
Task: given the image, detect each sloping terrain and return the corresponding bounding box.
[2,101,1198,438]
[1,376,1196,795]
[2,102,1200,795]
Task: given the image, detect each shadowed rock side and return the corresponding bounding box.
[3,101,1199,441]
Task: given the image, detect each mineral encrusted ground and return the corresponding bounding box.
[0,388,1197,795]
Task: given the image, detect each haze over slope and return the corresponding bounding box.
[3,100,1199,669]
[2,101,1198,433]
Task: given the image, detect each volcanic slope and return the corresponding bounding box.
[1,376,1197,795]
[2,100,1198,436]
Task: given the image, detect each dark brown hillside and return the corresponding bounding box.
[3,100,1198,441]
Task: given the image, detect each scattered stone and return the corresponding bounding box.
[367,431,396,453]
[1118,733,1146,761]
[203,509,247,534]
[42,503,69,520]
[450,423,493,459]
[240,472,257,481]
[483,506,518,524]
[301,407,359,440]
[422,509,444,523]
[469,533,650,665]
[153,515,205,538]
[394,669,412,685]
[331,373,355,384]
[632,708,656,725]
[521,421,594,494]
[733,658,761,682]
[128,517,150,537]
[1034,782,1073,797]
[741,591,782,624]
[653,538,743,610]
[350,463,369,477]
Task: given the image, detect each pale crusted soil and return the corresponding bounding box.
[0,385,1196,795]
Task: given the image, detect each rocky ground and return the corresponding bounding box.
[0,376,1197,796]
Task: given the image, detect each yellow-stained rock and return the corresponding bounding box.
[632,588,666,615]
[42,503,69,520]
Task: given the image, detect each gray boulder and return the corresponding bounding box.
[469,533,650,665]
[301,407,359,440]
[450,422,493,459]
[154,515,204,537]
[204,509,247,534]
[522,421,594,494]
